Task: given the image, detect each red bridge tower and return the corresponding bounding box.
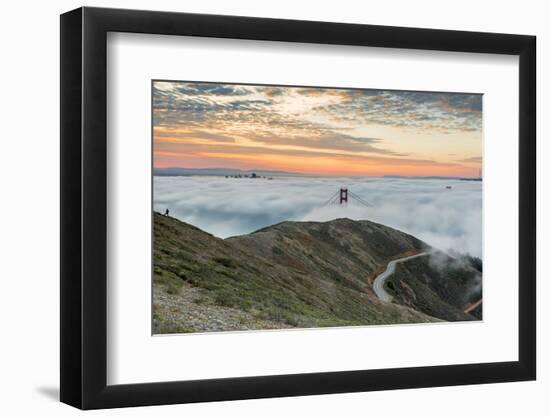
[339,188,348,204]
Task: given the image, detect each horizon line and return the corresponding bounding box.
[153,166,482,179]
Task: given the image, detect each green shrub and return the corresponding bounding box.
[272,246,284,256]
[213,257,238,268]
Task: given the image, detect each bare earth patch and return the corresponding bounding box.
[153,282,292,334]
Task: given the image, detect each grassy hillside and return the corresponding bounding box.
[227,218,426,293]
[153,213,480,333]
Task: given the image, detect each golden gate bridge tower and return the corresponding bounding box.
[321,188,372,208]
[339,188,348,204]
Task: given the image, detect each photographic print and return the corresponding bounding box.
[152,81,483,334]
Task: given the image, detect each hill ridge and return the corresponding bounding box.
[153,213,480,334]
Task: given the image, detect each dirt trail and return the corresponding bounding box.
[464,298,482,314]
[372,252,430,302]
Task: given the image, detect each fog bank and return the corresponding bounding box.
[154,176,482,257]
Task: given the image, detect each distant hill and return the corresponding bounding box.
[383,175,458,179]
[153,213,481,333]
[383,175,481,180]
[153,167,302,177]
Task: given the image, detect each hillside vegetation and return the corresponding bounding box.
[385,254,482,321]
[153,212,481,333]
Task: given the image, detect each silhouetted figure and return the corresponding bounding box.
[164,209,169,216]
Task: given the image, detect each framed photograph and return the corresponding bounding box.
[60,7,536,409]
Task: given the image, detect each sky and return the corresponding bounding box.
[153,81,482,177]
[154,176,482,257]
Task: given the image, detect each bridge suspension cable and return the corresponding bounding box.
[321,188,373,208]
[321,190,340,207]
[348,191,373,207]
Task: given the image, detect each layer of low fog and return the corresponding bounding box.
[154,176,482,257]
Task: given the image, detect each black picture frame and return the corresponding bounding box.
[60,6,536,410]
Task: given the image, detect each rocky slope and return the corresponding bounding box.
[153,213,481,334]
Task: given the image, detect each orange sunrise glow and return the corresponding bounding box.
[153,81,482,177]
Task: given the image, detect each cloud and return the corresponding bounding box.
[459,156,482,163]
[154,176,482,257]
[154,128,236,143]
[153,140,463,171]
[251,131,405,155]
[153,81,483,140]
[321,90,482,132]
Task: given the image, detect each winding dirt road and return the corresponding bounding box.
[373,252,430,302]
[464,298,483,314]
